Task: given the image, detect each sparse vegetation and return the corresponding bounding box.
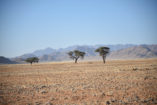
[95,47,110,63]
[25,57,39,65]
[68,50,85,63]
[0,59,157,105]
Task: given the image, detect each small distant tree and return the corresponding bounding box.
[25,57,39,65]
[95,47,110,64]
[68,50,85,63]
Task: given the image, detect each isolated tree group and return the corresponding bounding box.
[68,47,110,64]
[25,46,110,64]
[25,57,39,65]
[68,50,85,63]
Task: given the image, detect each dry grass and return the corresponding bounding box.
[0,59,157,105]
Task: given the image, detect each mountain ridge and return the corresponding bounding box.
[0,56,17,64]
[10,44,157,63]
[108,44,157,59]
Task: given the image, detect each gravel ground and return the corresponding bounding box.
[0,59,157,105]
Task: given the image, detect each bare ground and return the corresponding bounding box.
[0,59,157,105]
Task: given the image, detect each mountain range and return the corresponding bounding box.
[9,44,157,64]
[0,44,157,64]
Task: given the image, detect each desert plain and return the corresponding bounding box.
[0,59,157,105]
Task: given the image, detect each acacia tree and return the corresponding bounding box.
[68,50,85,63]
[25,57,39,65]
[95,47,110,64]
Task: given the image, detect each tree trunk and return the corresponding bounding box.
[102,55,106,64]
[75,58,78,63]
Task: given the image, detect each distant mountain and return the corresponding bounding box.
[57,44,135,52]
[11,44,157,63]
[32,47,56,56]
[106,44,136,51]
[0,56,17,64]
[108,45,157,59]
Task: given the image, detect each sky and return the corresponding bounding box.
[0,0,157,57]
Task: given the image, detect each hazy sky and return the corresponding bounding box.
[0,0,157,57]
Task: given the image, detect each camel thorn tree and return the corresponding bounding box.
[95,47,110,64]
[68,50,85,63]
[25,57,39,65]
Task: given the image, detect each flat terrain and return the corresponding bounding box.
[0,59,157,105]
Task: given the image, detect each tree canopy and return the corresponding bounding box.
[68,50,85,63]
[25,57,39,65]
[95,47,110,63]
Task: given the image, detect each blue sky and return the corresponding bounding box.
[0,0,157,57]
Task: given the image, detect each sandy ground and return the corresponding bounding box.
[0,59,157,105]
